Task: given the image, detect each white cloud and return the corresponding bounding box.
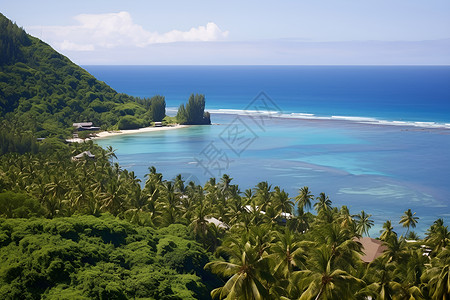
[158,22,229,43]
[30,11,229,51]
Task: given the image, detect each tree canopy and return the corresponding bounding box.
[177,94,211,125]
[0,215,213,299]
[0,139,448,299]
[0,12,448,300]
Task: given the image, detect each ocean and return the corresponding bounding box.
[87,66,450,236]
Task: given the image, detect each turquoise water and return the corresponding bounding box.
[96,114,450,236]
[91,66,450,236]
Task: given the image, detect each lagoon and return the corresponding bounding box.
[91,66,450,236]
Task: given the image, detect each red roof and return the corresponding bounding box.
[355,237,387,263]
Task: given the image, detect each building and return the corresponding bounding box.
[73,122,100,131]
[355,237,387,263]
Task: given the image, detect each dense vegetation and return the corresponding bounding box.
[0,139,449,299]
[1,12,449,300]
[177,94,211,125]
[0,216,213,299]
[0,13,209,138]
[0,141,220,299]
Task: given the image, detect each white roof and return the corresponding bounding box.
[205,217,229,229]
[73,122,93,127]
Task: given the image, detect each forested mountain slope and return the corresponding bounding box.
[0,13,159,137]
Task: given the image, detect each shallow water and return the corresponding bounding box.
[90,65,450,236]
[96,114,450,236]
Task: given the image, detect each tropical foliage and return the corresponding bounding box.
[0,140,448,299]
[0,215,214,299]
[176,93,211,125]
[1,11,448,300]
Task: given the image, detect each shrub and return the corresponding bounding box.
[117,116,141,130]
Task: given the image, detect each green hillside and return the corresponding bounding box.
[0,13,163,137]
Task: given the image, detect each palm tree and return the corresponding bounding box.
[85,185,103,217]
[174,174,186,195]
[160,181,180,226]
[295,186,314,212]
[105,145,117,161]
[124,187,156,226]
[101,177,126,215]
[67,177,94,213]
[29,177,48,205]
[204,222,226,253]
[405,231,420,241]
[204,177,217,193]
[382,235,407,263]
[144,166,162,186]
[288,207,311,234]
[379,220,397,241]
[399,209,419,236]
[44,176,69,217]
[353,210,374,237]
[425,218,450,254]
[226,190,245,226]
[394,249,426,300]
[421,248,450,299]
[219,174,233,198]
[247,225,274,258]
[190,192,210,243]
[313,193,335,224]
[338,206,354,231]
[316,223,363,270]
[245,197,266,227]
[205,239,272,299]
[291,245,363,299]
[272,186,294,217]
[181,181,200,221]
[314,192,332,214]
[254,181,272,211]
[362,257,402,300]
[242,188,254,205]
[268,228,307,279]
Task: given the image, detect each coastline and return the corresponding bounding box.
[67,124,190,143]
[93,112,450,234]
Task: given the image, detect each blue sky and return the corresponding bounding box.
[2,0,450,65]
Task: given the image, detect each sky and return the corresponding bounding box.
[2,0,450,65]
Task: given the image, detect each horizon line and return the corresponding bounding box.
[80,64,450,67]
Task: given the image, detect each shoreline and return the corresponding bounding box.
[67,124,190,143]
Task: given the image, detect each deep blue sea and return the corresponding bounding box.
[86,66,450,236]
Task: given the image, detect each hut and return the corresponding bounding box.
[73,122,100,131]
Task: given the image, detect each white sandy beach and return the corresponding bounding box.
[67,124,190,143]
